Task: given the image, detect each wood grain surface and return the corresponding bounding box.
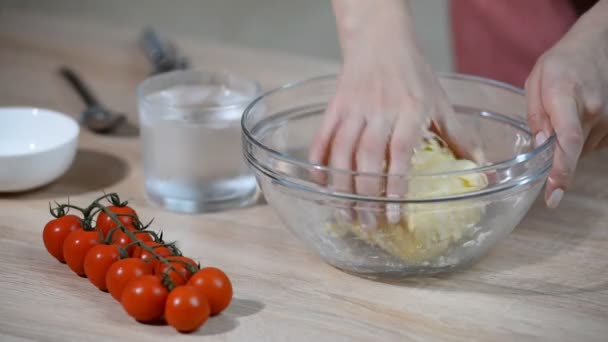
[1,10,607,342]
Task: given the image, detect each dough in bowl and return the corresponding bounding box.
[329,135,488,262]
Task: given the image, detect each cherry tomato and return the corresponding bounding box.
[63,229,100,276]
[155,256,198,287]
[187,267,233,315]
[106,258,153,301]
[110,226,153,256]
[132,241,172,270]
[42,215,82,263]
[165,286,210,333]
[121,275,168,322]
[83,244,121,290]
[96,205,137,239]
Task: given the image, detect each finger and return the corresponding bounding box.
[525,66,553,147]
[309,113,339,165]
[582,118,608,156]
[328,116,365,226]
[328,115,365,194]
[385,115,422,224]
[354,117,392,229]
[543,93,584,208]
[309,103,340,185]
[597,134,608,150]
[355,117,392,194]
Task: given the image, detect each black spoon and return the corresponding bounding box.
[59,67,126,133]
[140,27,189,74]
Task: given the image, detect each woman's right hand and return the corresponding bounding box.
[310,0,479,228]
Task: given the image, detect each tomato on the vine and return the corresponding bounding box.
[63,229,100,276]
[165,286,210,332]
[106,258,153,301]
[43,214,82,263]
[121,275,168,322]
[96,205,137,239]
[83,244,121,290]
[44,193,235,333]
[187,267,233,315]
[110,226,153,256]
[155,256,198,287]
[132,241,172,269]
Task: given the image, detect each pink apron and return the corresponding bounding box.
[450,0,579,88]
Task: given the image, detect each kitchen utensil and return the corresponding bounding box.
[59,67,126,133]
[140,28,189,74]
[242,73,556,278]
[0,107,79,192]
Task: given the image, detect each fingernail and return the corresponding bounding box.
[547,188,564,209]
[386,203,401,224]
[535,131,548,148]
[359,211,377,230]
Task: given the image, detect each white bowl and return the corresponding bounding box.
[0,107,79,192]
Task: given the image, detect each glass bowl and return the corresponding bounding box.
[242,74,555,278]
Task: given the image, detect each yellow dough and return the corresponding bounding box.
[329,136,487,262]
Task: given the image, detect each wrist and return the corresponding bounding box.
[332,0,419,60]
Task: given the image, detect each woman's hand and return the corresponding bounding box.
[310,0,477,227]
[525,0,608,208]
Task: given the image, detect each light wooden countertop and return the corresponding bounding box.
[1,11,607,342]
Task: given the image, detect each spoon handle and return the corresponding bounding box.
[59,67,100,107]
[140,27,189,74]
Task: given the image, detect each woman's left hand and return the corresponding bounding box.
[525,0,608,208]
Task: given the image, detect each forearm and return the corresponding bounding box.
[331,0,421,61]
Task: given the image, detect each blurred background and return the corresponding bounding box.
[0,0,453,71]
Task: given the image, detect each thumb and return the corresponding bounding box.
[525,67,553,147]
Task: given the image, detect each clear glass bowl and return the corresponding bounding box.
[242,74,555,278]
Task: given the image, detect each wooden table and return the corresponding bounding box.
[1,11,607,342]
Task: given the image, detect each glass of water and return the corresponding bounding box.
[137,70,261,213]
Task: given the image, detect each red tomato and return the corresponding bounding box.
[165,286,210,333]
[106,258,153,301]
[63,229,100,276]
[132,241,172,270]
[110,226,153,256]
[155,256,198,287]
[83,244,121,290]
[121,275,168,322]
[42,215,82,263]
[96,205,137,239]
[187,267,233,315]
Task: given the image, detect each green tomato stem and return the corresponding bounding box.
[90,195,179,283]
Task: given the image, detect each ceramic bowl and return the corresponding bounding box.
[0,107,79,192]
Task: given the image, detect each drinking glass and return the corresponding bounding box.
[137,69,261,213]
